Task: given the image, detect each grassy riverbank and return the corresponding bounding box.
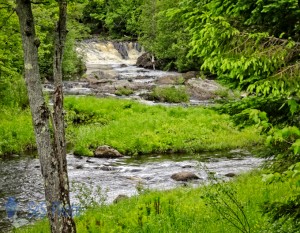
[65,97,262,156]
[15,172,295,233]
[0,97,263,156]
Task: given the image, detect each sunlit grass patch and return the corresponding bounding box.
[65,96,262,156]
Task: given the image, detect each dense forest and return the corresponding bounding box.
[2,0,300,232]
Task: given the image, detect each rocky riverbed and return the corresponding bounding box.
[43,40,228,105]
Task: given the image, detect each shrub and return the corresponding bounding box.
[149,86,189,103]
[115,87,134,96]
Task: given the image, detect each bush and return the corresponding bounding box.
[115,87,134,96]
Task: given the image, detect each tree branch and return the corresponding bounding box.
[0,9,15,31]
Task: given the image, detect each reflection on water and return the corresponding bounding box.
[0,150,262,232]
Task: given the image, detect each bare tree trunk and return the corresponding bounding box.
[15,0,76,232]
[52,0,77,231]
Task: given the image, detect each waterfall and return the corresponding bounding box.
[76,40,144,70]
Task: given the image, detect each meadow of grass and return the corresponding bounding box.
[15,171,296,233]
[65,96,262,156]
[0,108,35,156]
[0,97,262,156]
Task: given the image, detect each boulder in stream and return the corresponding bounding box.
[155,75,184,85]
[136,52,153,69]
[94,145,123,158]
[136,52,164,70]
[224,173,236,178]
[171,171,200,181]
[113,194,129,204]
[186,78,224,100]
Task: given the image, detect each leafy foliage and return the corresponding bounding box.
[138,0,201,71]
[0,3,28,108]
[82,0,142,38]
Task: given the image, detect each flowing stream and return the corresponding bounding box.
[0,151,263,232]
[0,40,262,232]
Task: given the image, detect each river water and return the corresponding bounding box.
[0,150,263,232]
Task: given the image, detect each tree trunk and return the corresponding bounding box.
[15,0,76,232]
[52,0,77,231]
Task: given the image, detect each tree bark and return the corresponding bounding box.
[52,0,77,231]
[15,0,76,232]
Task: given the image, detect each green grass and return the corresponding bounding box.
[15,172,296,233]
[115,87,134,96]
[0,97,262,157]
[0,108,35,155]
[149,86,189,103]
[65,96,262,156]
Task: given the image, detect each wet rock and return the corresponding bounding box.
[113,194,129,204]
[155,75,183,85]
[94,145,123,158]
[131,168,142,172]
[186,78,224,100]
[75,165,84,169]
[86,76,112,85]
[171,172,200,181]
[86,159,95,163]
[182,71,199,81]
[113,42,129,59]
[100,166,116,171]
[90,70,118,80]
[181,165,193,169]
[136,52,164,70]
[125,176,143,183]
[225,173,236,178]
[136,52,154,69]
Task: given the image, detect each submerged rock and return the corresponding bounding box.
[75,165,84,169]
[86,159,95,163]
[94,145,123,158]
[224,173,236,178]
[100,166,116,171]
[113,194,129,204]
[171,171,200,181]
